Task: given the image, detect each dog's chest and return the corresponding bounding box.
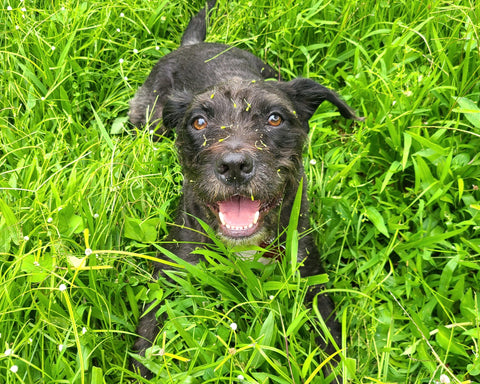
[236,249,276,265]
[235,243,284,265]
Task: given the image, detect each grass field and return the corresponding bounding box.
[1,0,480,383]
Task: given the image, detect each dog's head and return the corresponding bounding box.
[163,78,362,245]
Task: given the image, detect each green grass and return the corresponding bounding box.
[1,0,480,383]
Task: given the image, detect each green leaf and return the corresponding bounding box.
[402,132,412,170]
[454,97,480,128]
[397,226,468,251]
[286,178,303,267]
[0,219,12,253]
[0,197,19,249]
[408,131,449,156]
[380,160,402,193]
[365,206,389,238]
[250,310,276,368]
[124,217,159,243]
[58,205,85,237]
[91,104,114,150]
[305,273,329,286]
[402,339,421,355]
[438,256,458,296]
[111,116,129,135]
[285,308,309,337]
[91,366,105,384]
[467,356,480,376]
[21,254,55,283]
[435,326,469,357]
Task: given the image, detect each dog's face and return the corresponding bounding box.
[162,78,347,245]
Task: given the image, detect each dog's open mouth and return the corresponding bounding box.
[210,195,281,239]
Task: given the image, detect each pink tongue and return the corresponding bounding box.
[218,196,260,227]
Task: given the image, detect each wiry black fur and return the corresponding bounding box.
[129,2,362,382]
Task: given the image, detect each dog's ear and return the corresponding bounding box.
[278,78,364,124]
[162,90,194,131]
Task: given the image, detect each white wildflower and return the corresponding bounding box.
[440,374,450,384]
[230,323,237,331]
[10,365,18,373]
[59,284,67,292]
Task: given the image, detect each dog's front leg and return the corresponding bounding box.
[309,287,343,384]
[131,302,162,379]
[300,244,343,383]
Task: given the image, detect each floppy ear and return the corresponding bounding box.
[162,90,194,131]
[279,78,364,123]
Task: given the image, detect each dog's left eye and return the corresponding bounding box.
[193,117,208,130]
[267,113,283,127]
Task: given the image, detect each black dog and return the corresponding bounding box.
[129,1,362,381]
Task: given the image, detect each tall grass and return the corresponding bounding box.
[1,0,479,383]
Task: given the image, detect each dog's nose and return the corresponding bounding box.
[215,152,255,186]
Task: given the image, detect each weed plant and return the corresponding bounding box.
[1,0,479,383]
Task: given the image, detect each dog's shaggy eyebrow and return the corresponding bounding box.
[190,102,215,117]
[252,95,296,118]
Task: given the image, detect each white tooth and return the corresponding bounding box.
[219,212,226,226]
[253,211,260,224]
[248,223,253,229]
[226,224,231,229]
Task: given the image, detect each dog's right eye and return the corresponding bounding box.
[193,117,208,130]
[267,113,283,127]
